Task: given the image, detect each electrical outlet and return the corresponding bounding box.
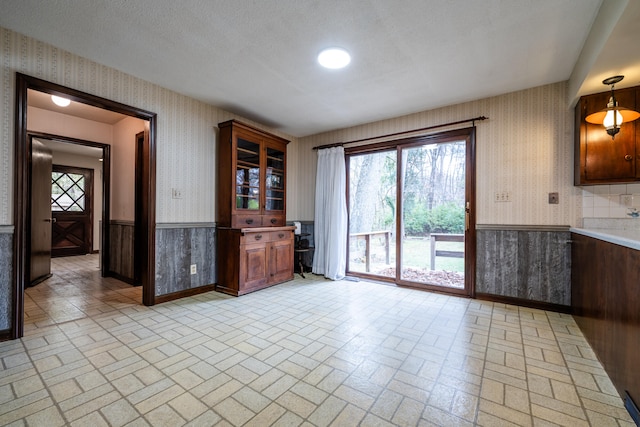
[620,194,633,207]
[548,192,559,204]
[172,188,183,199]
[190,264,197,275]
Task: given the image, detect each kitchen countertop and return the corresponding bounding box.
[570,227,640,251]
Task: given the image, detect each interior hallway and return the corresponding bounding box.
[0,257,634,426]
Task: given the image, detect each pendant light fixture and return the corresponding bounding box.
[585,75,640,139]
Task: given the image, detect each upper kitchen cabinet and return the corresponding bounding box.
[217,120,289,228]
[575,85,639,185]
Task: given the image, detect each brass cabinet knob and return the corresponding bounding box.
[624,154,633,161]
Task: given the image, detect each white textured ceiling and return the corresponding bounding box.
[3,0,637,137]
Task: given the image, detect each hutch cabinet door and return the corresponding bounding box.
[240,242,268,290]
[264,143,286,226]
[235,136,261,210]
[269,234,294,284]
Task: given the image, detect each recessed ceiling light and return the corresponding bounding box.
[317,48,351,69]
[51,95,71,107]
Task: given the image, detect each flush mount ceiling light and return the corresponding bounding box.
[585,75,640,139]
[317,47,351,69]
[51,95,71,107]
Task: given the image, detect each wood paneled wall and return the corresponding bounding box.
[0,231,12,331]
[108,221,135,284]
[476,227,571,307]
[155,225,216,296]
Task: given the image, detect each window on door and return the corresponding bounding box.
[346,128,475,296]
[52,171,86,212]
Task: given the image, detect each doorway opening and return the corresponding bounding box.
[13,73,157,339]
[346,127,476,297]
[27,134,110,288]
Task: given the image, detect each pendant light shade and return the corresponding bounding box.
[585,76,640,139]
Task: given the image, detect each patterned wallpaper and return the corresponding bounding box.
[0,26,296,225]
[297,82,583,227]
[1,25,621,228]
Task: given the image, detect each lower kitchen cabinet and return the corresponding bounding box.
[216,226,295,296]
[571,232,640,411]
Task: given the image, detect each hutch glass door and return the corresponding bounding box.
[236,138,260,210]
[265,147,285,212]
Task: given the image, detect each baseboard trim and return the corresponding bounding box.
[154,284,217,304]
[475,293,571,314]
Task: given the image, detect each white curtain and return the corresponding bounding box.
[312,147,348,280]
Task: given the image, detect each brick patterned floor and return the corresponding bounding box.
[0,254,633,426]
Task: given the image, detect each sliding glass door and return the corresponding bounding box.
[346,128,475,296]
[348,150,397,278]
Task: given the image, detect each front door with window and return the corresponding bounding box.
[347,128,475,296]
[51,165,93,257]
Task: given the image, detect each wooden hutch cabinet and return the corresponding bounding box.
[575,85,639,185]
[216,120,295,296]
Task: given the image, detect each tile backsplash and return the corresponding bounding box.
[581,183,640,219]
[582,217,640,230]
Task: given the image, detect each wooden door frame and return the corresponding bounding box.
[13,73,157,339]
[344,127,476,298]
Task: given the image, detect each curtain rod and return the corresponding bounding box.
[312,116,488,150]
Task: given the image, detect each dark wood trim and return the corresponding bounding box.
[107,271,136,286]
[345,127,477,155]
[27,131,110,150]
[102,145,112,276]
[12,73,157,339]
[12,73,29,339]
[0,329,11,342]
[154,284,217,304]
[134,132,144,287]
[466,128,477,298]
[475,292,572,314]
[141,122,156,306]
[314,116,487,150]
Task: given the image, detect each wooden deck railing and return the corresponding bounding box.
[430,233,464,269]
[350,231,464,272]
[349,230,391,272]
